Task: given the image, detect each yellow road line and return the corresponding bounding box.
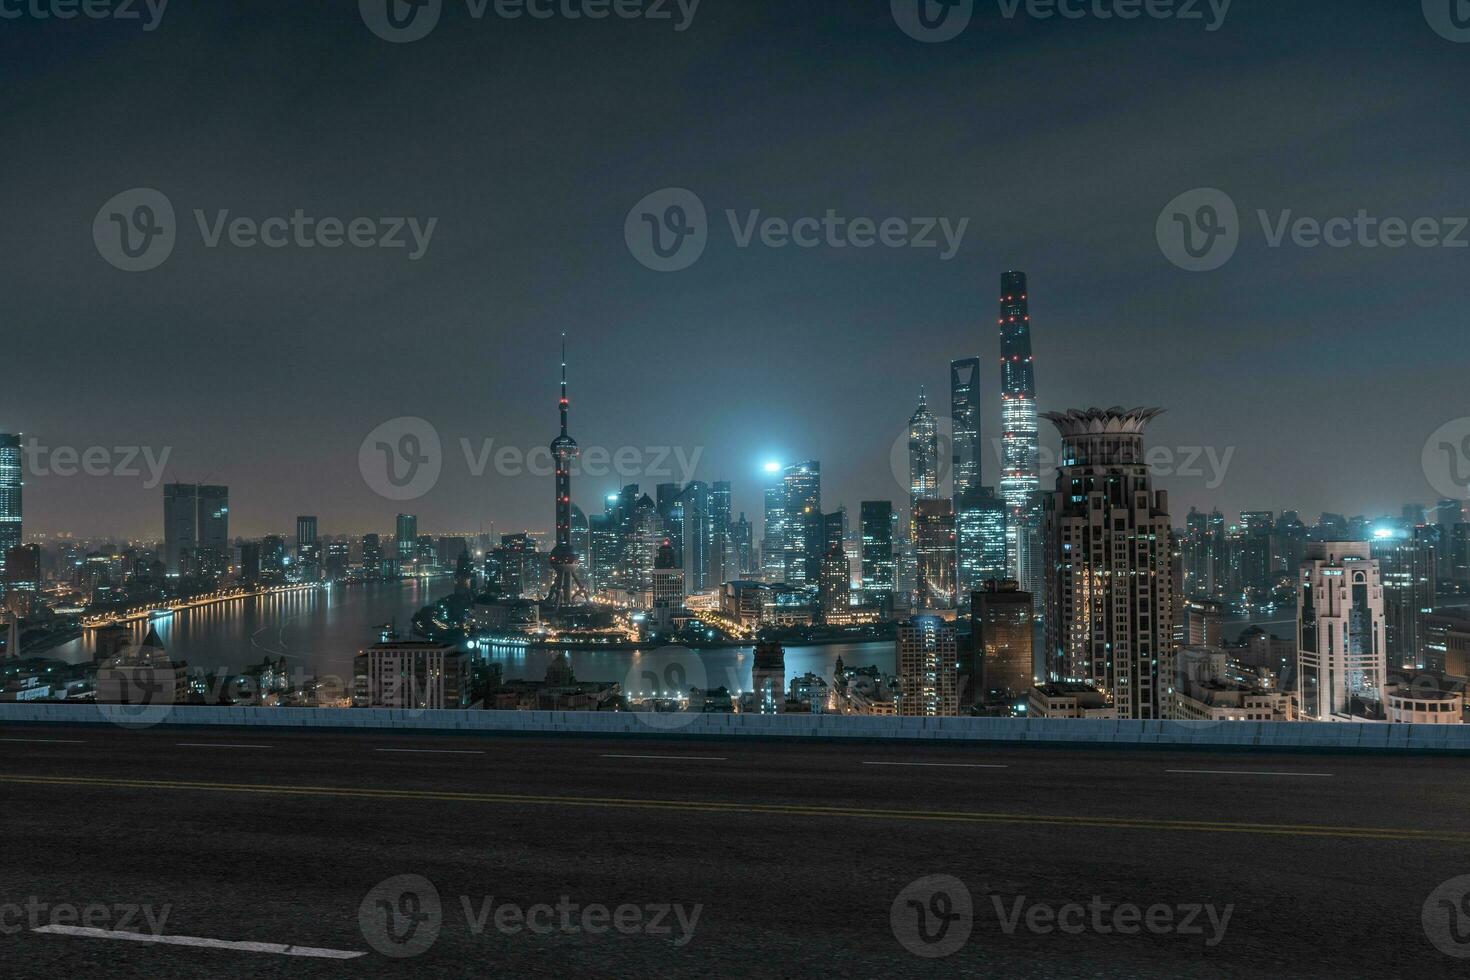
[3,772,1464,842]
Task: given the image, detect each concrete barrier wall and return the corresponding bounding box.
[3,702,1470,752]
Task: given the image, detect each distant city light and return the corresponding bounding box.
[762,460,781,474]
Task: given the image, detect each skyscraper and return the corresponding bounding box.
[709,480,733,587]
[0,434,22,592]
[972,580,1034,706]
[395,514,417,564]
[914,498,957,611]
[295,515,320,581]
[950,357,982,502]
[781,461,820,586]
[1042,408,1174,720]
[732,513,755,577]
[761,484,785,582]
[896,616,959,716]
[680,481,711,595]
[957,486,1009,598]
[907,390,939,539]
[859,500,896,603]
[549,338,586,607]
[819,543,851,623]
[192,485,230,579]
[1297,542,1386,720]
[998,271,1039,512]
[1373,534,1437,669]
[651,538,682,629]
[998,271,1042,609]
[162,482,197,577]
[361,533,383,579]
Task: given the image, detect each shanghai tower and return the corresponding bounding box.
[999,271,1039,509]
[998,271,1042,607]
[549,336,585,607]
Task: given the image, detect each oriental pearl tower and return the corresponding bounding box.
[549,335,586,607]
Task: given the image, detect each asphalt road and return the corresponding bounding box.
[3,724,1470,979]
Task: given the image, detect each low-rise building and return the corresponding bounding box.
[1028,682,1117,719]
[353,640,469,709]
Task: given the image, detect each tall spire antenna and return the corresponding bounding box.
[559,332,569,437]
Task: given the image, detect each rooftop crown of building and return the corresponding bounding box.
[1041,407,1165,437]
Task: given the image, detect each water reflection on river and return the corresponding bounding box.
[49,581,896,690]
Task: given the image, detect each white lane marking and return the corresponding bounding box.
[0,738,87,744]
[600,754,728,761]
[175,743,273,749]
[1166,769,1334,778]
[862,761,1009,769]
[31,925,365,959]
[376,748,485,755]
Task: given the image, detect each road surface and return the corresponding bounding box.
[2,724,1468,978]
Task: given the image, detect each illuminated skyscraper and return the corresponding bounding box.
[1373,534,1437,669]
[957,486,1009,596]
[1042,408,1174,720]
[896,616,959,716]
[950,357,982,502]
[361,533,383,579]
[907,390,939,540]
[819,543,851,623]
[295,515,320,581]
[549,337,586,607]
[710,480,733,586]
[859,500,896,602]
[781,461,820,585]
[761,484,785,582]
[914,498,957,611]
[395,514,417,564]
[196,486,229,578]
[0,434,22,592]
[680,481,711,595]
[998,271,1039,509]
[998,271,1042,608]
[1298,542,1386,720]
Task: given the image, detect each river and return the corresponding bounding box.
[49,580,896,691]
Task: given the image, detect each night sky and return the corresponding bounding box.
[3,0,1466,539]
